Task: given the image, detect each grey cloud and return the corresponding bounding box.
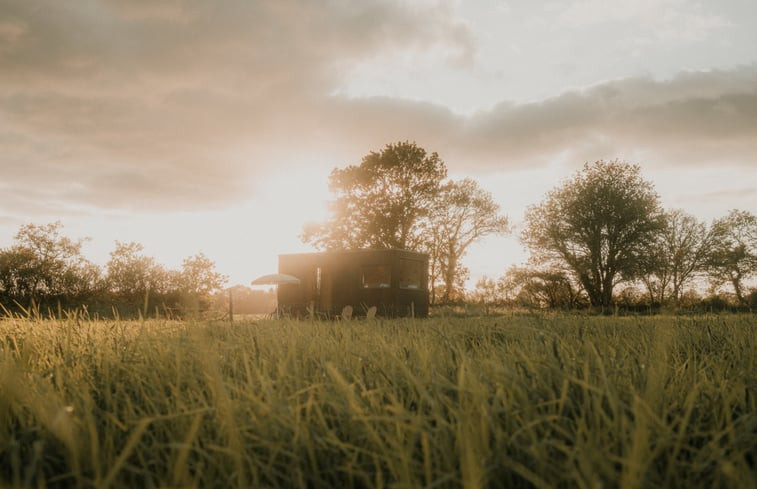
[444,66,757,170]
[315,66,757,172]
[0,0,472,212]
[2,0,754,217]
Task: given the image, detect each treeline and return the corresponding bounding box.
[306,143,756,312]
[4,145,755,316]
[468,163,757,313]
[0,222,274,318]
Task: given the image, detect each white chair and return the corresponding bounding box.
[365,306,377,320]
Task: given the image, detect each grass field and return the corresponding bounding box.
[1,313,755,488]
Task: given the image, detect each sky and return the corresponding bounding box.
[1,0,756,288]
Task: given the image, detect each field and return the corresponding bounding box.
[1,313,755,489]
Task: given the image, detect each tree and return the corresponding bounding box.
[0,246,38,303]
[106,241,169,305]
[501,264,584,309]
[522,160,665,309]
[178,253,228,313]
[636,209,713,305]
[302,141,447,251]
[707,210,757,305]
[0,222,100,307]
[471,275,503,314]
[428,179,509,302]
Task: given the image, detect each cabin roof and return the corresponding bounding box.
[278,248,428,260]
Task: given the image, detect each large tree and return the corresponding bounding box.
[301,141,447,251]
[706,209,757,305]
[178,252,228,313]
[105,241,170,305]
[302,142,510,304]
[522,160,665,309]
[428,178,509,302]
[636,209,713,305]
[0,222,100,307]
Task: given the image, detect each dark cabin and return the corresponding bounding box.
[277,249,429,318]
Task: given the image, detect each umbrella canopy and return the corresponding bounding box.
[251,273,301,286]
[251,273,301,319]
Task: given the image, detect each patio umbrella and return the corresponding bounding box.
[251,273,301,318]
[251,273,302,286]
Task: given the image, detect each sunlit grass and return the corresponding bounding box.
[1,314,755,488]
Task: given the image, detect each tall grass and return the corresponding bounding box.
[1,314,755,488]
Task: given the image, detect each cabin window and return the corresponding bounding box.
[362,265,391,288]
[399,259,424,289]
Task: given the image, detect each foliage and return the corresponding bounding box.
[707,209,757,305]
[105,241,172,303]
[0,223,228,318]
[178,253,228,313]
[523,160,665,309]
[1,315,754,488]
[0,222,102,306]
[636,209,713,304]
[302,141,447,251]
[428,178,509,303]
[302,142,509,304]
[499,263,585,309]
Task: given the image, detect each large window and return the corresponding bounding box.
[398,259,424,289]
[362,265,391,288]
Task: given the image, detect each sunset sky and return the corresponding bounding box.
[2,0,756,288]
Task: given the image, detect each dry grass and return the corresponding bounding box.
[1,313,755,488]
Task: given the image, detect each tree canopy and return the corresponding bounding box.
[522,160,665,308]
[302,141,447,251]
[707,209,757,305]
[0,224,229,317]
[429,178,509,302]
[0,222,100,304]
[635,210,713,304]
[302,141,509,303]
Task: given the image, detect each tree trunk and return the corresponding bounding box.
[442,243,458,303]
[601,274,614,309]
[579,274,602,308]
[731,274,745,305]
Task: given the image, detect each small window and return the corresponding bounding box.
[362,265,391,288]
[399,259,424,289]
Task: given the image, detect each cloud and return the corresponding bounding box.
[445,66,757,171]
[0,0,472,212]
[299,65,757,174]
[556,0,731,42]
[1,0,755,218]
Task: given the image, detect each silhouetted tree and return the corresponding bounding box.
[522,161,665,309]
[106,241,170,308]
[0,222,100,308]
[0,246,38,303]
[636,209,713,305]
[501,264,584,309]
[179,253,228,313]
[302,142,510,305]
[302,141,447,251]
[428,179,509,302]
[706,209,757,305]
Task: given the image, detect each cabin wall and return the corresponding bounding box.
[278,250,429,318]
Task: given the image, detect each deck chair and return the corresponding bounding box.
[340,305,353,320]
